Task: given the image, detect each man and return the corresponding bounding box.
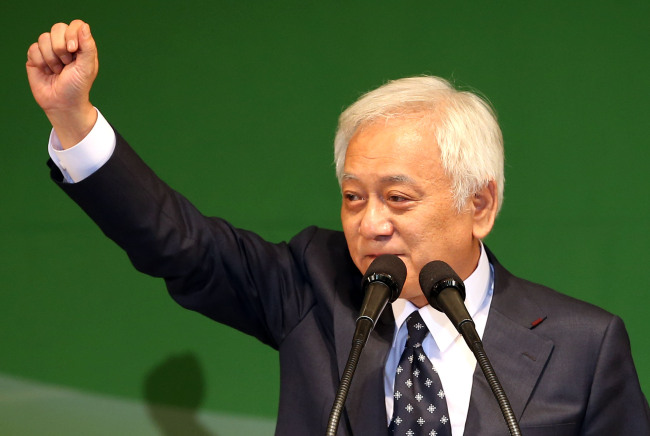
[27,20,650,435]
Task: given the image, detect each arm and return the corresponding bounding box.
[52,132,314,347]
[581,315,650,435]
[29,22,315,347]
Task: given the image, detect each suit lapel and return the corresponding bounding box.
[464,253,554,435]
[333,272,394,435]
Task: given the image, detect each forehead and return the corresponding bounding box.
[342,118,444,183]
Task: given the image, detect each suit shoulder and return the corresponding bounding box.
[514,275,612,320]
[490,254,617,333]
[287,226,357,282]
[289,226,348,257]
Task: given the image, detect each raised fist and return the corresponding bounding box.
[26,20,99,148]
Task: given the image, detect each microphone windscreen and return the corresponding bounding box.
[362,254,407,302]
[419,260,466,305]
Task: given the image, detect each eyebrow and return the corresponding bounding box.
[341,173,417,185]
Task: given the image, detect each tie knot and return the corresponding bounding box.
[405,311,429,347]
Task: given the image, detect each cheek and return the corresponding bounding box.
[398,217,449,266]
[340,205,354,230]
[341,213,361,263]
[400,217,440,249]
[341,215,356,244]
[341,206,363,240]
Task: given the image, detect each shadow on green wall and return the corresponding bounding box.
[144,352,216,436]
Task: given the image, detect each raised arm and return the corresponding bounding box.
[26,19,98,149]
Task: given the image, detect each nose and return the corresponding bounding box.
[359,197,394,239]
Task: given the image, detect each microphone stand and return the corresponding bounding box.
[420,261,522,436]
[459,322,522,436]
[326,254,406,435]
[325,317,375,436]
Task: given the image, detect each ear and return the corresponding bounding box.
[471,180,498,240]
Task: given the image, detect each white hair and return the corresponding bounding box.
[334,76,504,213]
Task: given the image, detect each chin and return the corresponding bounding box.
[399,283,420,302]
[356,256,377,274]
[405,293,429,308]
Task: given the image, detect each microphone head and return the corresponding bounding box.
[362,254,407,302]
[419,260,466,312]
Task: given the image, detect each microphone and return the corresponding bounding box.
[356,254,407,337]
[419,260,522,436]
[418,260,480,347]
[326,254,406,436]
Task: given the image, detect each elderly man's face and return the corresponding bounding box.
[341,118,490,307]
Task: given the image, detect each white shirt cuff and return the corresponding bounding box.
[48,108,116,183]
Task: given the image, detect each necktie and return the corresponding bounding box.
[389,311,452,436]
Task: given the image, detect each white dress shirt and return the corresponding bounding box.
[386,246,494,436]
[48,108,115,183]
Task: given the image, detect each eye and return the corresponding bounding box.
[386,191,417,209]
[387,191,414,203]
[387,195,408,202]
[343,192,364,202]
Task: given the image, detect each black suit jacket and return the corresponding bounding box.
[52,132,650,435]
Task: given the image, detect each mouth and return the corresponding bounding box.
[364,253,405,263]
[360,254,409,278]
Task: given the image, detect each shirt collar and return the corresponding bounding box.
[391,243,492,352]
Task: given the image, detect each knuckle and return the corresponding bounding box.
[27,43,39,58]
[38,32,51,44]
[51,22,67,32]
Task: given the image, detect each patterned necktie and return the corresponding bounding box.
[389,311,452,436]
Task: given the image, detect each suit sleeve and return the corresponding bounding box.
[50,131,316,349]
[581,315,650,435]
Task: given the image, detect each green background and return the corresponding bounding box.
[2,0,648,431]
